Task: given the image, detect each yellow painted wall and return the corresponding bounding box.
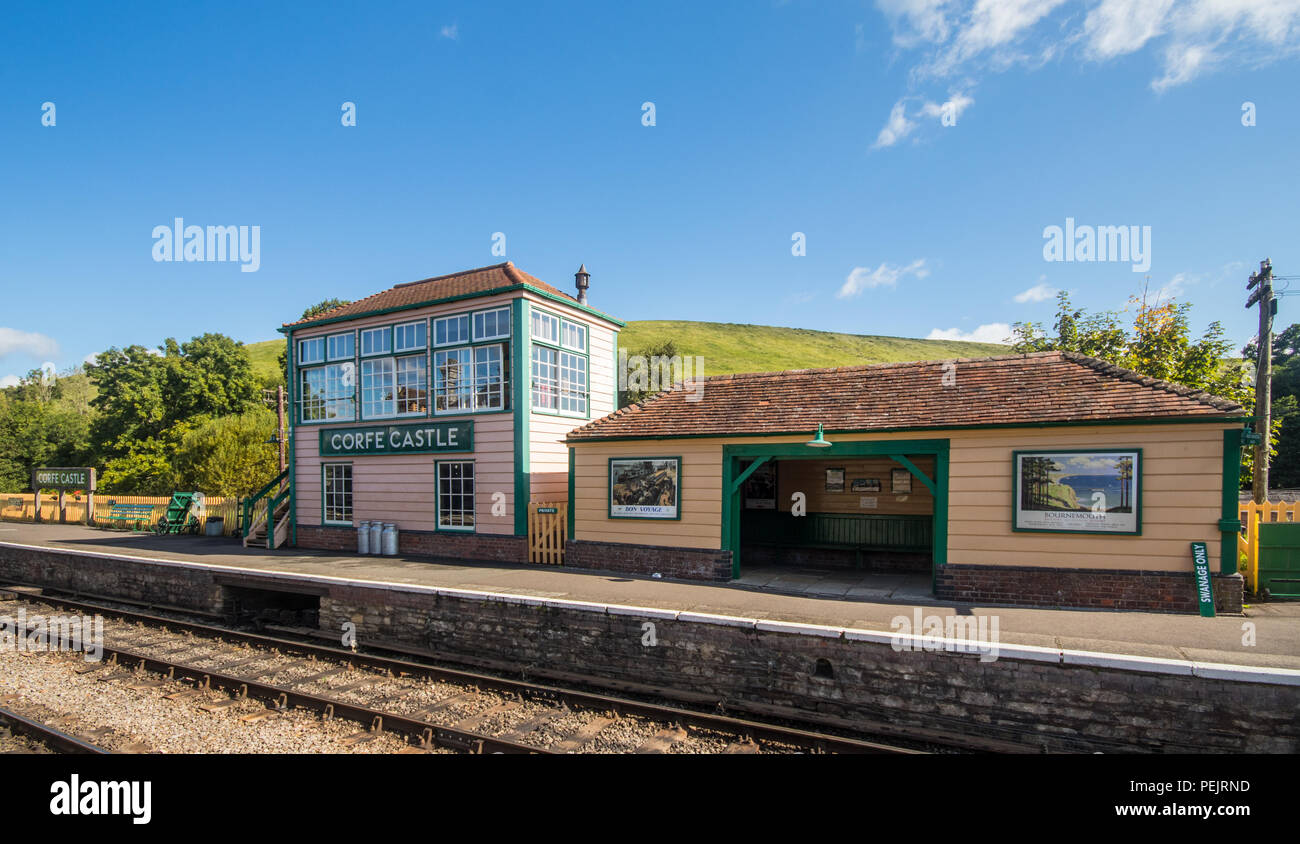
[571,422,1235,573]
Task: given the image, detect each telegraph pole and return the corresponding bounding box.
[1246,258,1275,503]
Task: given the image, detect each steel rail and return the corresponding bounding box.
[14,590,1043,753]
[0,704,111,755]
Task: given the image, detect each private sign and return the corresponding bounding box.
[319,421,474,456]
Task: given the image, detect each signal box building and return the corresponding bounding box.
[279,262,621,561]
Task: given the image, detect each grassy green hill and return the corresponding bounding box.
[245,339,285,384]
[617,321,1008,376]
[247,321,1010,382]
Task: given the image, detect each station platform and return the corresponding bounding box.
[2,522,1297,671]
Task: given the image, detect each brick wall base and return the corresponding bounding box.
[935,563,1244,614]
[566,539,732,581]
[296,524,526,564]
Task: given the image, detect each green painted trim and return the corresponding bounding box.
[886,454,936,494]
[568,415,1247,444]
[567,446,575,541]
[1222,428,1244,575]
[278,283,625,334]
[287,331,297,545]
[730,455,771,494]
[512,298,530,536]
[1010,448,1142,536]
[607,456,683,521]
[721,438,950,583]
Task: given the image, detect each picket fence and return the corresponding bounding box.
[0,493,243,536]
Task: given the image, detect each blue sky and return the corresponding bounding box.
[1,0,1297,385]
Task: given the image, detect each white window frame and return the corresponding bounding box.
[436,461,475,531]
[394,320,427,353]
[531,345,558,411]
[558,350,588,415]
[300,363,356,422]
[360,326,392,357]
[298,337,325,366]
[434,314,471,348]
[472,344,506,411]
[326,332,355,361]
[323,463,353,526]
[560,320,587,352]
[473,307,510,342]
[434,347,473,413]
[360,358,397,419]
[395,354,428,416]
[530,310,559,344]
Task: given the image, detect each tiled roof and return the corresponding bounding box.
[282,262,620,328]
[567,351,1244,441]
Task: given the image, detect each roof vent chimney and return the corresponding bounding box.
[575,264,590,305]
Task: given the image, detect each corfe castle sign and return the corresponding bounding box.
[319,421,473,457]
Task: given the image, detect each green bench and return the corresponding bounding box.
[743,512,933,567]
[104,503,156,531]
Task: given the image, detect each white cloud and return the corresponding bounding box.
[1149,272,1189,302]
[872,0,1300,141]
[838,259,930,297]
[0,374,19,388]
[83,353,98,366]
[872,93,973,148]
[873,101,916,148]
[1084,0,1175,59]
[1014,280,1057,302]
[440,24,459,40]
[0,327,59,360]
[927,322,1013,343]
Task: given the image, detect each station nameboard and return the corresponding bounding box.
[319,421,474,457]
[33,467,96,491]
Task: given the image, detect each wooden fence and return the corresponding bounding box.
[1237,500,1299,593]
[0,493,243,536]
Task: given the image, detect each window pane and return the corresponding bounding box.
[396,355,428,415]
[299,337,325,365]
[361,328,391,356]
[531,346,558,410]
[394,321,426,352]
[361,358,396,418]
[324,464,353,524]
[327,332,354,361]
[473,345,504,410]
[559,351,587,415]
[434,315,470,346]
[438,462,475,529]
[434,348,473,412]
[561,320,586,351]
[530,311,559,344]
[474,308,510,341]
[301,363,356,421]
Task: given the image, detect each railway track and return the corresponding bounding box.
[1,588,1044,754]
[0,703,111,754]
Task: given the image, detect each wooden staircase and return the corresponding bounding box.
[243,470,292,550]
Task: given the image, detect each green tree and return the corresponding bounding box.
[87,334,258,460]
[171,410,278,497]
[618,338,682,407]
[1012,288,1261,488]
[0,368,96,491]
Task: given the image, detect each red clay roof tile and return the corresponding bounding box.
[567,351,1243,441]
[282,262,620,328]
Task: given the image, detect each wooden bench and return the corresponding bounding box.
[743,512,933,567]
[103,503,156,530]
